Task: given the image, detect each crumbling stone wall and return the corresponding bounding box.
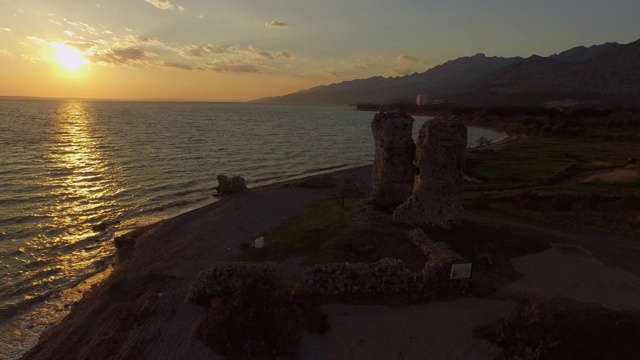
[303,258,409,295]
[370,112,416,207]
[406,229,467,292]
[393,118,467,228]
[186,262,281,305]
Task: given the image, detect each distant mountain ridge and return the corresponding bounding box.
[254,40,640,106]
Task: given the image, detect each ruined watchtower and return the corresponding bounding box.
[370,112,416,207]
[393,117,467,228]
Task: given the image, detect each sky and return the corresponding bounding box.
[1,0,639,101]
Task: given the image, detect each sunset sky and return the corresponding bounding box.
[1,0,640,101]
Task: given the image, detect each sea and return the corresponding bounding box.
[0,99,504,359]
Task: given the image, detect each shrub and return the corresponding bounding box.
[197,271,302,360]
[490,293,558,360]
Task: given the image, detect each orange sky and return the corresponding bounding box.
[1,0,640,101]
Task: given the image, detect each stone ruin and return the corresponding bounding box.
[393,118,467,227]
[186,262,281,305]
[369,114,467,228]
[303,258,409,296]
[407,229,467,292]
[370,112,416,207]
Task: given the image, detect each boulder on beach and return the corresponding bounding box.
[215,174,247,195]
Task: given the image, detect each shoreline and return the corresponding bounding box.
[18,124,513,359]
[21,165,373,360]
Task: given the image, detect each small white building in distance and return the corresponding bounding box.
[416,94,428,105]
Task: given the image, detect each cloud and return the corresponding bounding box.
[397,54,429,66]
[275,51,292,59]
[67,42,95,51]
[391,54,429,76]
[266,21,289,29]
[163,61,198,70]
[180,43,228,57]
[63,19,99,35]
[0,49,11,57]
[206,60,260,73]
[145,0,179,10]
[0,27,11,32]
[90,47,146,65]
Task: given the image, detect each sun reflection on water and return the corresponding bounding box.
[0,101,125,359]
[33,102,119,273]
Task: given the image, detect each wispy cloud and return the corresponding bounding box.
[67,42,96,51]
[180,43,229,58]
[206,59,261,73]
[89,47,147,65]
[390,54,429,76]
[0,28,11,33]
[266,21,289,29]
[162,61,199,70]
[145,0,182,11]
[0,49,11,57]
[397,54,429,66]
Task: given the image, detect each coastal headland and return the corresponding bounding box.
[22,113,640,359]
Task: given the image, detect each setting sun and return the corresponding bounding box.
[52,43,88,71]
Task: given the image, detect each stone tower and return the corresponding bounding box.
[393,117,467,228]
[370,112,416,207]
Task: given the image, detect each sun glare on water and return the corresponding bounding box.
[52,43,88,71]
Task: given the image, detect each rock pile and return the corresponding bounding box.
[186,262,281,305]
[304,258,409,295]
[370,112,416,207]
[393,117,467,228]
[113,234,136,249]
[215,174,247,195]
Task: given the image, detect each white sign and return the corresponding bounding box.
[450,263,472,279]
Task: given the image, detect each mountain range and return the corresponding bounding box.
[254,39,640,106]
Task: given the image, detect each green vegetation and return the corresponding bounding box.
[423,218,549,296]
[237,194,550,297]
[459,106,640,238]
[236,197,426,272]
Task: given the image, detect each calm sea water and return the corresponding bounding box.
[0,99,503,358]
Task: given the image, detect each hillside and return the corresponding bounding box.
[254,40,640,106]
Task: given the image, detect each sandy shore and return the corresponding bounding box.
[22,144,640,359]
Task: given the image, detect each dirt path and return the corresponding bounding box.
[465,212,640,310]
[465,212,640,274]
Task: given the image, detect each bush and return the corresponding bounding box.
[487,293,559,360]
[197,271,302,360]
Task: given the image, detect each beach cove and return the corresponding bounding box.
[0,100,504,358]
